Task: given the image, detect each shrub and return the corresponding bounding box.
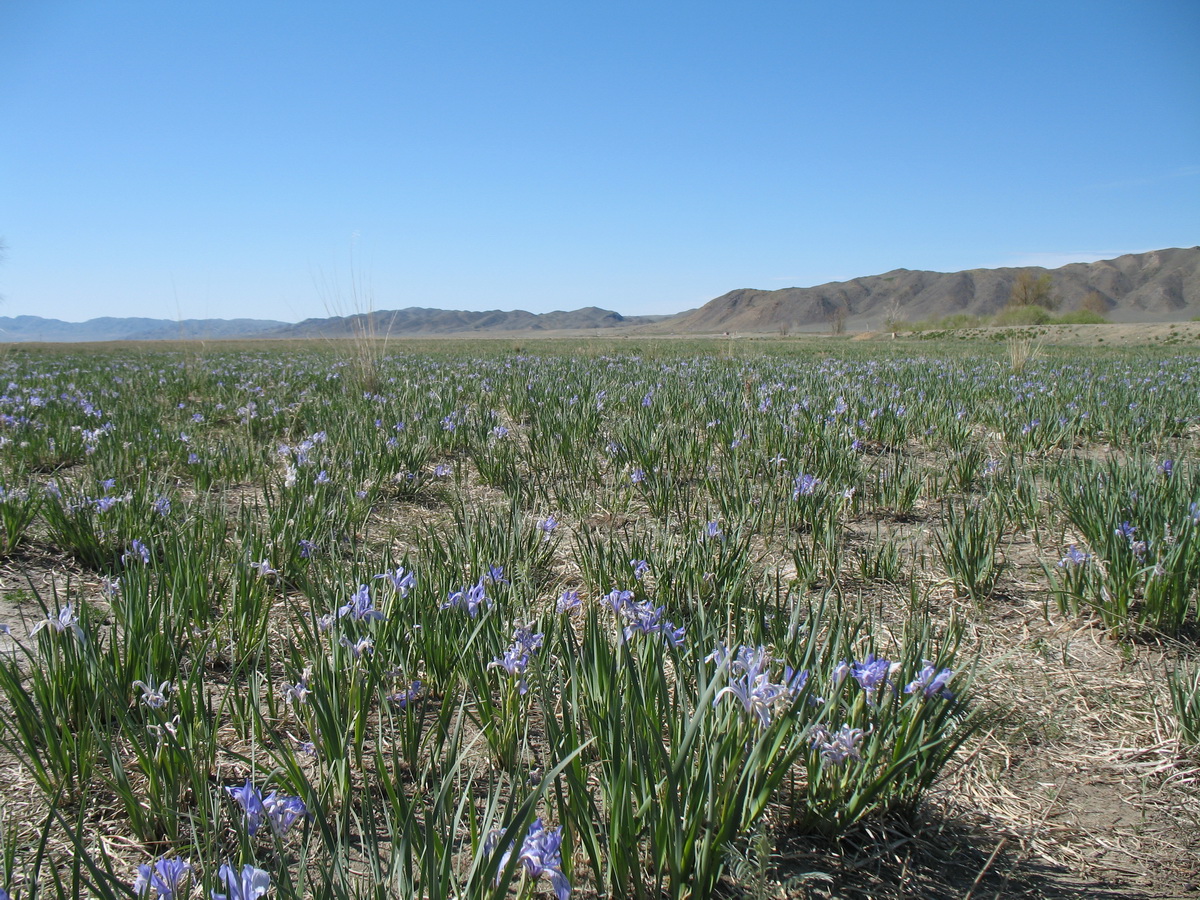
[1053,310,1109,325]
[993,306,1052,327]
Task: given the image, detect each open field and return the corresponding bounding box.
[0,338,1197,899]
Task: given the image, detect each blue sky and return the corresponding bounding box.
[1,1,1197,323]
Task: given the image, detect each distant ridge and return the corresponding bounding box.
[0,306,667,343]
[661,247,1200,333]
[267,306,668,338]
[5,248,1198,341]
[0,315,289,343]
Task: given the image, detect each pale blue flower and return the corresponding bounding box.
[810,724,866,765]
[226,779,266,835]
[441,578,492,616]
[904,662,955,700]
[211,863,270,900]
[1059,545,1089,567]
[31,603,84,641]
[712,644,807,728]
[556,590,581,614]
[133,856,190,899]
[851,654,893,698]
[486,818,571,900]
[339,634,374,658]
[249,559,278,578]
[263,791,307,835]
[388,680,421,708]
[793,473,819,498]
[133,679,171,708]
[124,540,151,565]
[338,584,384,622]
[489,626,544,694]
[374,566,415,597]
[282,679,310,706]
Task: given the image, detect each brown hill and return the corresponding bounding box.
[662,247,1200,333]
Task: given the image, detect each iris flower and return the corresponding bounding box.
[211,864,270,900]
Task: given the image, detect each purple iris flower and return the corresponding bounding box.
[124,540,151,565]
[556,590,582,613]
[211,864,270,900]
[793,473,820,498]
[486,818,571,900]
[283,679,310,706]
[388,680,421,708]
[226,780,305,837]
[850,654,893,698]
[133,856,191,900]
[1059,545,1089,567]
[606,593,684,647]
[31,603,83,641]
[133,679,171,709]
[339,634,374,658]
[441,578,492,616]
[810,724,866,764]
[489,625,544,694]
[711,644,807,728]
[226,780,266,835]
[601,588,634,612]
[338,584,384,622]
[263,791,307,835]
[904,661,955,700]
[249,559,278,578]
[374,566,416,597]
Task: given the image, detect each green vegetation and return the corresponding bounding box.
[0,340,1194,898]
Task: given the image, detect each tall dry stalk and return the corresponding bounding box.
[1006,334,1042,374]
[314,240,394,392]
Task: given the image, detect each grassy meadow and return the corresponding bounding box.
[0,336,1196,899]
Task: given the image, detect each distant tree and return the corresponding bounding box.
[883,295,904,332]
[829,304,847,335]
[1008,269,1058,310]
[1081,290,1110,315]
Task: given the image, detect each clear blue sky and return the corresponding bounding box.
[1,1,1197,323]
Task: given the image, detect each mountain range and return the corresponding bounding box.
[3,247,1197,342]
[0,307,667,342]
[661,246,1200,333]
